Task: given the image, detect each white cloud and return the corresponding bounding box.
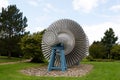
[28,0,39,7]
[0,0,9,12]
[83,22,120,44]
[35,14,52,26]
[43,3,56,13]
[43,3,65,14]
[26,15,52,33]
[26,26,44,33]
[110,5,120,12]
[72,0,107,13]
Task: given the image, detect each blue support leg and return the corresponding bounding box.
[48,44,67,71]
[48,49,56,71]
[60,49,67,71]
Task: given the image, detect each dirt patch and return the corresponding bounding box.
[21,64,93,77]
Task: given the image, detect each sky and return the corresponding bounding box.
[0,0,120,44]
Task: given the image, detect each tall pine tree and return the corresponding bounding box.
[0,5,28,58]
[101,28,118,59]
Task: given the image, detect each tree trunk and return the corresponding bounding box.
[8,51,11,58]
[108,53,110,59]
[108,49,111,59]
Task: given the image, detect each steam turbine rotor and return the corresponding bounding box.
[42,19,89,67]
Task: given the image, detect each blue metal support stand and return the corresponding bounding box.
[48,44,67,71]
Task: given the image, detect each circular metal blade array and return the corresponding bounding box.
[42,19,89,67]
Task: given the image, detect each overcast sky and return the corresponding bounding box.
[0,0,120,44]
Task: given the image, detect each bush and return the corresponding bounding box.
[89,42,107,59]
[86,55,94,61]
[20,30,46,63]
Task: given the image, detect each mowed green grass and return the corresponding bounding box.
[0,56,22,63]
[0,61,120,80]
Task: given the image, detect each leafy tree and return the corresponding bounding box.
[20,30,46,63]
[111,44,120,60]
[101,28,118,59]
[0,5,28,58]
[89,41,107,59]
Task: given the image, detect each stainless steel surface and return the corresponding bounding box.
[42,19,89,67]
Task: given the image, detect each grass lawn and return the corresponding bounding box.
[0,56,23,63]
[0,61,120,80]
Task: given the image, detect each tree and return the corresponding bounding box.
[0,5,28,58]
[111,44,120,60]
[101,28,118,59]
[20,30,46,63]
[89,41,107,59]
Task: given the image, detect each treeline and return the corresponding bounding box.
[89,28,120,60]
[0,5,45,63]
